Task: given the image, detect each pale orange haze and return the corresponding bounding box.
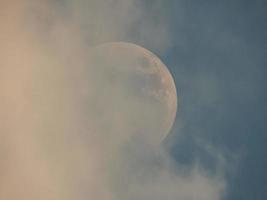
[0,1,225,200]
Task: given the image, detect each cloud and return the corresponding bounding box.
[0,0,226,200]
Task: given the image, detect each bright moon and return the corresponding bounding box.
[88,42,177,145]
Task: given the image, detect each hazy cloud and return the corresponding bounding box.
[0,0,226,200]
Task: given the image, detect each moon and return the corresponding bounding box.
[87,42,177,145]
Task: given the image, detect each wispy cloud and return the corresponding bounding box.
[0,1,226,200]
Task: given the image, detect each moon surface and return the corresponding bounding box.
[88,42,177,145]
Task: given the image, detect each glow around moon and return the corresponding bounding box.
[88,42,177,145]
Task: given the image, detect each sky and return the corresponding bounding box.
[0,0,266,200]
[163,1,267,199]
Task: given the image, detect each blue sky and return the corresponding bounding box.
[160,1,267,199]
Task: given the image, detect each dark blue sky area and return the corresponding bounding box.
[161,1,266,199]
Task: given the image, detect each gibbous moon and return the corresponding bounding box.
[88,42,177,145]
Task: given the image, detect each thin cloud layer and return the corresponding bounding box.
[0,0,226,200]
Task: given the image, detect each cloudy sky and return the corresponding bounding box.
[1,0,266,200]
